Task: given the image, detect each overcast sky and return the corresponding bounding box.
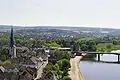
[1,0,120,28]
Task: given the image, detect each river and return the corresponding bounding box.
[80,54,120,80]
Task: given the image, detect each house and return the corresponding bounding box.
[19,66,37,80]
[0,66,19,80]
[0,66,5,73]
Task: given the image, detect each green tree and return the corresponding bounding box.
[61,52,71,60]
[54,49,61,60]
[106,44,112,49]
[57,59,70,71]
[1,55,7,61]
[47,42,60,47]
[81,44,88,51]
[2,60,11,66]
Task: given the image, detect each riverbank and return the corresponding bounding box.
[69,56,84,80]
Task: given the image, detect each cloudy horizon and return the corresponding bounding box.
[1,0,120,29]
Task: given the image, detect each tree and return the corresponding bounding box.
[0,38,9,46]
[88,45,96,51]
[0,48,8,55]
[2,60,11,66]
[81,44,88,51]
[1,55,7,61]
[61,59,70,71]
[61,52,71,60]
[112,40,118,45]
[106,44,112,49]
[47,42,60,47]
[54,49,61,60]
[0,48,9,61]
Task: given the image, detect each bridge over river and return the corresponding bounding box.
[86,52,120,62]
[73,51,120,62]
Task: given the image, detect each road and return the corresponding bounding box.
[69,56,84,80]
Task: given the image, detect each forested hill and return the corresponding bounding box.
[0,25,120,36]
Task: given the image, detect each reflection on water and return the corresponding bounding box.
[80,54,120,80]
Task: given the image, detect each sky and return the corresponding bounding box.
[1,0,120,29]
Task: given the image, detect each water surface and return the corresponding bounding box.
[80,54,120,80]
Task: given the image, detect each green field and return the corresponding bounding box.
[96,43,120,52]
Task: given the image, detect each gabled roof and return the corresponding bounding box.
[0,66,5,73]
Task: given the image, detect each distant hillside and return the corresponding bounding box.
[0,25,120,36]
[0,25,22,31]
[23,26,120,36]
[23,26,120,32]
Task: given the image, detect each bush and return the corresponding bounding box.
[63,76,71,80]
[10,69,14,74]
[2,60,11,66]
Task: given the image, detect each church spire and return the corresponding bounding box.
[9,26,16,58]
[10,26,14,48]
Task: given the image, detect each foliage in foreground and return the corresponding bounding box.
[44,50,71,80]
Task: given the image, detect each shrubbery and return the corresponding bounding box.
[44,50,71,80]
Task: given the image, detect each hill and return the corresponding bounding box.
[0,25,120,37]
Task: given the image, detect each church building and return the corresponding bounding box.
[9,27,17,58]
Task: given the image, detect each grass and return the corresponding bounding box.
[96,43,120,52]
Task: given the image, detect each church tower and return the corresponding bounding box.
[9,26,17,58]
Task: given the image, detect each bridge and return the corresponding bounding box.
[86,52,120,62]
